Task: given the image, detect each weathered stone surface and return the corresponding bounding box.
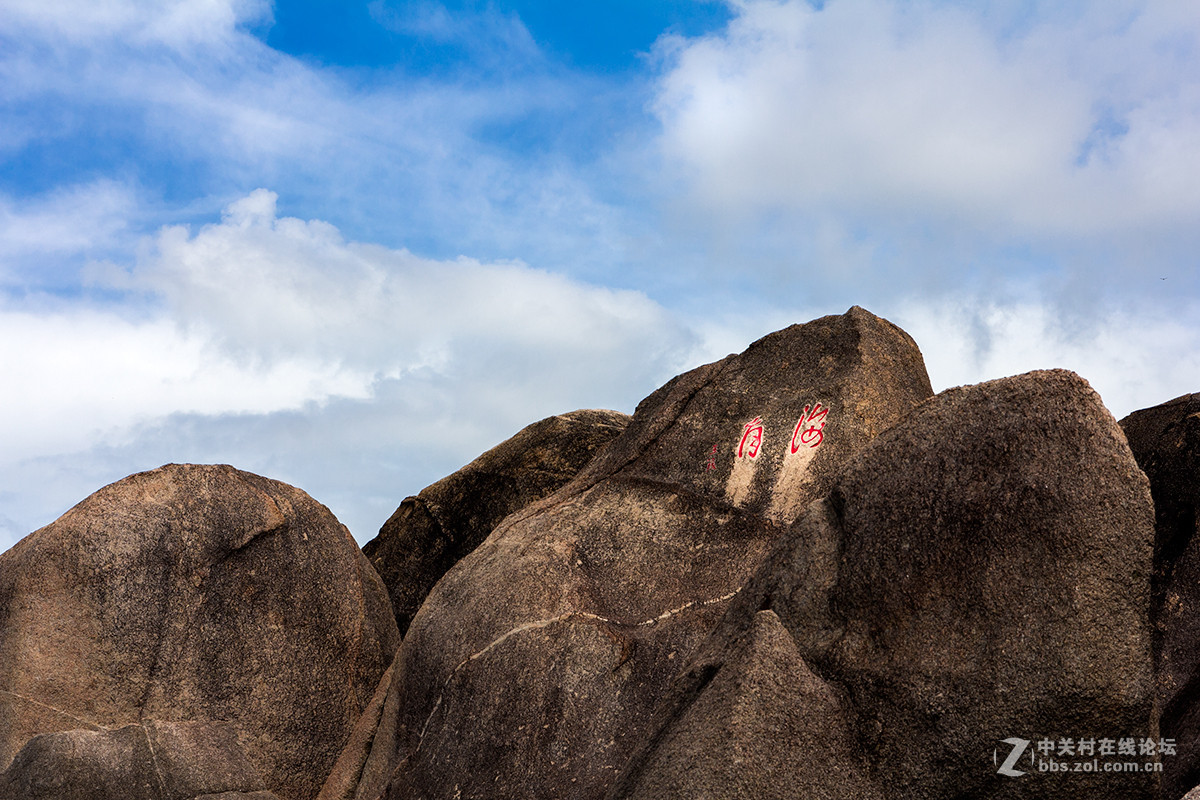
[1121,393,1200,605]
[615,610,883,800]
[353,307,934,800]
[381,480,777,800]
[1121,393,1200,800]
[0,464,400,800]
[566,305,935,524]
[0,720,279,800]
[363,409,630,634]
[616,369,1157,800]
[314,654,398,800]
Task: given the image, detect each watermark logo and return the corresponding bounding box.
[995,738,1030,777]
[995,734,1174,778]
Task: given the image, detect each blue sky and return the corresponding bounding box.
[2,0,1198,552]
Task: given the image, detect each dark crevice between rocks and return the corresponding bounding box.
[827,484,848,525]
[365,496,450,637]
[414,499,451,554]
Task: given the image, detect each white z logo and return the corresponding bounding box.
[995,737,1030,777]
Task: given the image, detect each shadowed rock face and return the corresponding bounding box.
[363,409,630,635]
[344,306,934,800]
[0,464,400,800]
[614,370,1157,800]
[1121,393,1200,800]
[0,720,279,800]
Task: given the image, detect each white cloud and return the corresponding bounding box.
[653,0,1200,241]
[0,0,641,288]
[891,295,1200,419]
[0,181,137,265]
[120,190,693,372]
[0,307,373,463]
[0,191,699,527]
[368,0,539,61]
[0,0,271,48]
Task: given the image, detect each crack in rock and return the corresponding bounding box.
[141,722,170,800]
[412,587,743,754]
[0,689,104,731]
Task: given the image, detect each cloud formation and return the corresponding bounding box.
[0,181,136,272]
[0,0,271,47]
[9,189,697,446]
[652,0,1200,302]
[2,1,1197,556]
[893,297,1200,419]
[0,0,645,281]
[122,190,693,375]
[0,191,701,548]
[657,1,1200,229]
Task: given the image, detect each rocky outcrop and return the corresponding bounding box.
[346,307,934,800]
[614,370,1157,800]
[0,720,280,800]
[363,409,630,635]
[614,609,884,800]
[1121,393,1200,800]
[562,306,935,524]
[0,464,400,800]
[3,312,1159,800]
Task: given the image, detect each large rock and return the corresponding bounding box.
[363,409,630,634]
[615,370,1157,800]
[613,609,884,800]
[1121,393,1200,800]
[0,720,279,800]
[348,307,934,800]
[0,464,400,800]
[564,306,934,524]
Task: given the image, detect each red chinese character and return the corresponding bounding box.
[705,443,718,470]
[737,417,764,459]
[790,403,828,453]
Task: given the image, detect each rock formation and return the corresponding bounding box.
[613,370,1157,800]
[0,464,400,800]
[344,306,935,800]
[0,720,279,800]
[610,608,884,800]
[0,309,1172,800]
[363,409,630,635]
[1122,393,1200,800]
